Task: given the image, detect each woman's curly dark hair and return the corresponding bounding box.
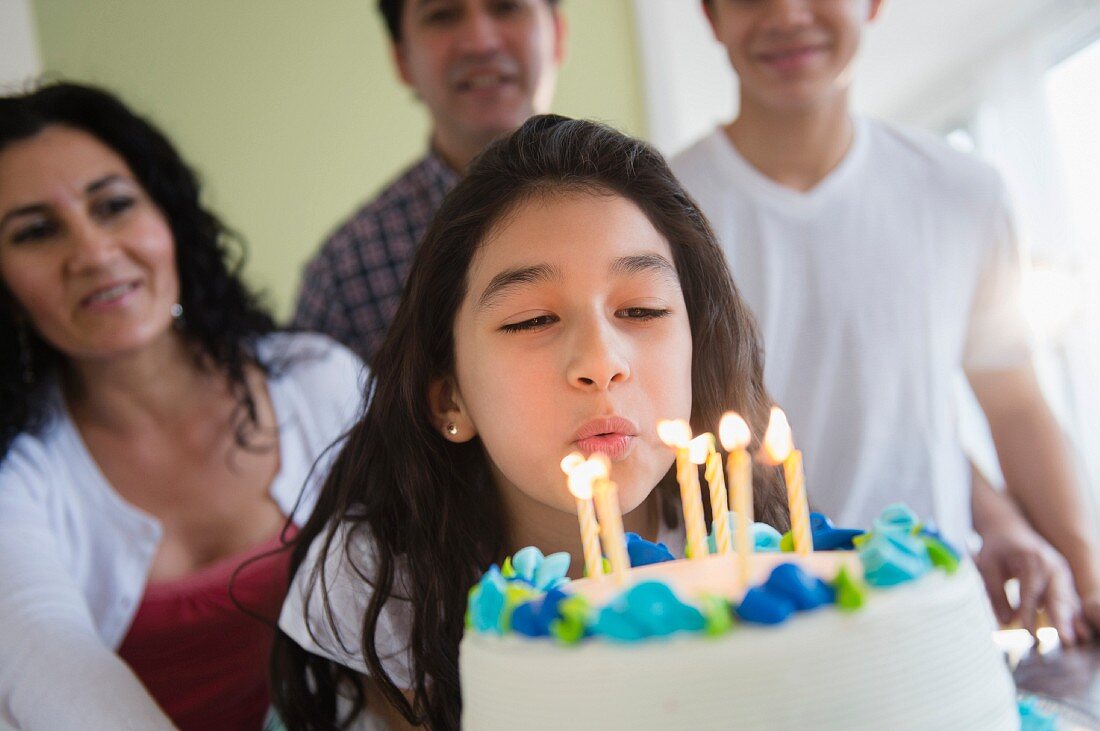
[0,81,278,460]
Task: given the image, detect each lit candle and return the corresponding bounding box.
[762,407,812,555]
[691,434,731,555]
[561,452,604,580]
[657,419,709,560]
[719,412,753,585]
[587,454,630,583]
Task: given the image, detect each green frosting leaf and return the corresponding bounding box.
[500,557,516,579]
[550,596,591,645]
[832,566,867,611]
[780,531,794,552]
[698,594,735,636]
[923,536,960,574]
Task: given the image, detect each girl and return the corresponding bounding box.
[273,115,788,730]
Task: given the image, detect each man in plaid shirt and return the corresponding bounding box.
[294,0,567,363]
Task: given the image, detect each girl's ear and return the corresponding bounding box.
[428,377,478,443]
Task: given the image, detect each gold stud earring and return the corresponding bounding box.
[446,422,459,436]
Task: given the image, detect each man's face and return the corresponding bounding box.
[395,0,565,153]
[705,0,882,111]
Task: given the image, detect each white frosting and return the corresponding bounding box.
[460,562,1019,730]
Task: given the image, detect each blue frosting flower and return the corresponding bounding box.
[507,546,570,592]
[511,588,569,638]
[753,522,784,551]
[858,529,931,587]
[809,512,865,551]
[873,503,919,536]
[625,532,676,566]
[707,515,784,553]
[735,562,835,625]
[467,566,508,634]
[1017,695,1058,731]
[592,581,705,641]
[736,586,795,625]
[764,562,835,610]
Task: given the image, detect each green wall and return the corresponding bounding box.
[31,1,646,319]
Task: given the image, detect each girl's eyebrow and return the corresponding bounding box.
[477,262,562,311]
[609,253,679,284]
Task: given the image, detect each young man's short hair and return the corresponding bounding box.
[377,0,562,43]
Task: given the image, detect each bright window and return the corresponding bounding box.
[1045,38,1100,261]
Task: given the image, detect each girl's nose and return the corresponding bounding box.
[567,320,631,391]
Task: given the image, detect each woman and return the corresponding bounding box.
[0,82,363,730]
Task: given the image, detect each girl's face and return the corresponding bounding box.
[448,191,693,516]
[0,125,179,362]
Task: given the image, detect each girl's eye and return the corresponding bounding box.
[500,314,558,332]
[10,219,57,244]
[617,307,672,321]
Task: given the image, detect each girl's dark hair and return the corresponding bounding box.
[271,115,787,730]
[0,81,277,459]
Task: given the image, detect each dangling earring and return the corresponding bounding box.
[445,422,459,436]
[16,320,34,385]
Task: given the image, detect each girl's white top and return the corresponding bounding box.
[280,509,685,730]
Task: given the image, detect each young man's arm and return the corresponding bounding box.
[969,363,1100,639]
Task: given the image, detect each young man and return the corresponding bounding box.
[673,0,1099,641]
[295,0,566,362]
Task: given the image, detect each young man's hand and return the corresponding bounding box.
[974,518,1091,645]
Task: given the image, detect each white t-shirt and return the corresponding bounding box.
[0,332,365,731]
[280,514,686,729]
[671,119,1029,545]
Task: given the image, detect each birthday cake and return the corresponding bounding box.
[459,506,1020,730]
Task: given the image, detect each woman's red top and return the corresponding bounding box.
[118,528,296,731]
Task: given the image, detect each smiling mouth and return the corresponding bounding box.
[457,73,515,92]
[81,281,138,307]
[758,45,826,65]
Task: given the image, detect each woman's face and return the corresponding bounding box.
[449,191,693,517]
[0,125,180,362]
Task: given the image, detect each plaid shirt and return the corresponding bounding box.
[293,150,460,363]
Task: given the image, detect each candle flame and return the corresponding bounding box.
[588,453,611,478]
[566,475,593,500]
[718,412,751,451]
[761,406,793,465]
[560,452,585,475]
[657,418,692,448]
[687,434,713,465]
[558,450,611,501]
